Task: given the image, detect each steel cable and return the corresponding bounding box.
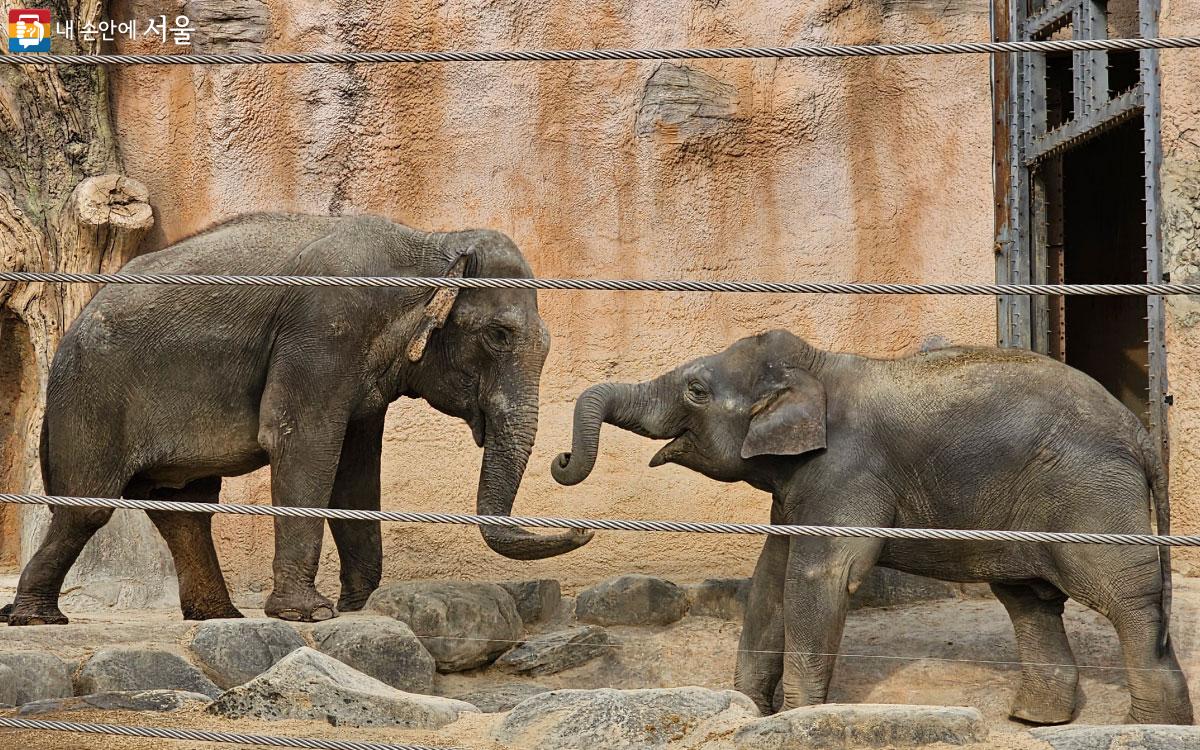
[1,37,1198,67]
[0,718,452,749]
[2,271,1200,296]
[1,494,1195,547]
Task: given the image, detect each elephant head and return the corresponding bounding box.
[408,229,593,560]
[552,330,828,487]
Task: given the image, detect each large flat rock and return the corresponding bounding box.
[208,647,477,728]
[732,704,988,748]
[0,651,73,707]
[493,686,757,749]
[452,683,550,713]
[77,646,221,699]
[367,581,522,672]
[494,625,610,676]
[188,618,305,688]
[307,616,436,694]
[18,690,212,716]
[1031,725,1200,749]
[575,575,690,627]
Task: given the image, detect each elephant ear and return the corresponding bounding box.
[741,368,827,458]
[405,252,472,363]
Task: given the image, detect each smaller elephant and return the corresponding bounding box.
[552,330,1192,725]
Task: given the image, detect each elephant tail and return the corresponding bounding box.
[1137,428,1172,658]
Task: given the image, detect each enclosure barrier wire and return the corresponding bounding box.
[0,717,451,750]
[1,494,1195,547]
[3,271,1200,296]
[1,36,1199,67]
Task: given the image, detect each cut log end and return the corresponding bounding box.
[71,175,153,231]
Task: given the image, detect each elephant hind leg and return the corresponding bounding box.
[143,477,242,621]
[991,582,1078,725]
[1053,545,1193,725]
[6,475,124,626]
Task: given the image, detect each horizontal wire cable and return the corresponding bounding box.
[0,718,450,750]
[2,494,1195,547]
[2,271,1199,296]
[1,37,1198,67]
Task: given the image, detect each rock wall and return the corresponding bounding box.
[14,0,1007,603]
[1161,0,1200,571]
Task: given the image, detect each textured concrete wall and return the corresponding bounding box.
[1160,0,1200,571]
[26,0,1003,606]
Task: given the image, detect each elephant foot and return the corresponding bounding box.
[1009,685,1076,725]
[1,602,69,626]
[181,603,245,621]
[1124,698,1194,726]
[265,590,336,623]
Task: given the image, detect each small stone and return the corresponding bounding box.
[453,683,551,713]
[1031,725,1200,749]
[732,704,987,748]
[77,647,221,699]
[499,580,562,624]
[367,581,523,672]
[495,625,610,676]
[0,651,73,707]
[189,618,305,688]
[575,575,690,626]
[684,578,751,620]
[308,616,436,694]
[18,690,212,716]
[493,687,757,749]
[208,647,477,728]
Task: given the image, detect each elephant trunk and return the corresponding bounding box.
[477,388,593,560]
[551,378,673,486]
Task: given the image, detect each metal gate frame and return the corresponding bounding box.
[991,0,1169,463]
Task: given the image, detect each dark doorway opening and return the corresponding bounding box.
[1057,119,1150,424]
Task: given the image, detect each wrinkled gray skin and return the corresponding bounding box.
[4,212,591,626]
[553,330,1192,726]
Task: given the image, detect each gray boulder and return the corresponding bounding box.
[1031,725,1200,749]
[208,647,476,728]
[732,704,987,748]
[189,618,305,688]
[493,687,757,749]
[453,683,550,713]
[367,581,523,672]
[308,616,436,694]
[495,625,610,676]
[684,578,751,620]
[77,646,221,698]
[19,690,211,716]
[575,575,690,626]
[0,651,73,707]
[499,579,562,624]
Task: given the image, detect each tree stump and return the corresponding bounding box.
[1,1,176,608]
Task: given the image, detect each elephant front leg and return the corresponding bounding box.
[780,536,883,710]
[259,387,353,622]
[330,413,386,612]
[735,535,788,714]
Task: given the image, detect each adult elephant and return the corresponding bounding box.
[3,212,591,625]
[552,330,1192,725]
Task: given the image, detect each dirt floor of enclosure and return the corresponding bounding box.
[3,578,1200,749]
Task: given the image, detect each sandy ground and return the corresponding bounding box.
[3,578,1200,749]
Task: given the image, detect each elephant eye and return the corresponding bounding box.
[485,325,516,351]
[686,380,710,404]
